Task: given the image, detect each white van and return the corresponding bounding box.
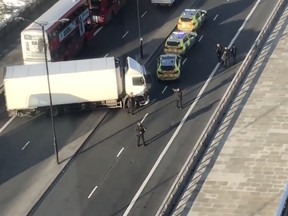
[151,0,175,6]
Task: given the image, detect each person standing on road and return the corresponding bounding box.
[136,122,147,146]
[222,47,229,67]
[173,88,183,110]
[216,43,223,63]
[127,92,135,115]
[230,44,237,64]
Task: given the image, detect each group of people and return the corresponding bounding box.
[134,44,238,147]
[216,43,237,67]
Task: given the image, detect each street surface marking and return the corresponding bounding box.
[141,11,147,18]
[213,14,218,21]
[161,86,168,94]
[21,141,30,150]
[122,1,261,215]
[140,113,149,124]
[93,26,103,37]
[122,31,129,38]
[0,116,16,134]
[104,53,108,57]
[182,58,187,65]
[198,35,203,42]
[117,147,124,157]
[88,185,98,199]
[230,0,261,48]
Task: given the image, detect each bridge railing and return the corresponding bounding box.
[156,0,288,215]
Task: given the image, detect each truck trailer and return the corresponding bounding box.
[4,56,151,117]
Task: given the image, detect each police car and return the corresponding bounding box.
[177,9,207,32]
[164,31,198,56]
[156,54,182,81]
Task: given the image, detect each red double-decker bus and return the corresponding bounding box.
[87,0,127,25]
[20,0,99,64]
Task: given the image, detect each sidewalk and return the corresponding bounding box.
[172,3,288,216]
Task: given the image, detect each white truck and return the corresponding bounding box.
[151,0,175,6]
[4,56,151,117]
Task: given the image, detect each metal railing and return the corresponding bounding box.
[0,0,45,40]
[156,0,288,215]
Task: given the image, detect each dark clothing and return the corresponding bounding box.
[136,123,146,146]
[222,49,229,67]
[174,89,183,109]
[230,45,237,64]
[127,96,135,114]
[216,45,223,63]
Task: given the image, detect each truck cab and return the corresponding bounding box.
[124,57,151,106]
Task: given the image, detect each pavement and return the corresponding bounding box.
[171,3,288,216]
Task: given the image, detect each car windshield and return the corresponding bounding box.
[167,41,180,46]
[161,65,175,71]
[133,77,145,86]
[180,17,191,22]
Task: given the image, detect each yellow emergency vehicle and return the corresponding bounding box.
[164,31,197,55]
[177,9,207,32]
[156,54,182,81]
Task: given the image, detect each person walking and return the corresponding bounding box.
[230,44,237,64]
[136,122,147,146]
[216,43,223,63]
[127,93,135,115]
[173,88,183,109]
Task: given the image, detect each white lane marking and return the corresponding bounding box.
[140,113,149,124]
[213,14,218,21]
[182,58,187,65]
[161,86,168,94]
[117,147,124,157]
[198,35,203,42]
[230,0,261,48]
[0,116,16,134]
[93,26,103,37]
[104,53,108,57]
[141,11,147,18]
[122,0,261,214]
[122,31,129,38]
[21,141,30,150]
[88,185,98,199]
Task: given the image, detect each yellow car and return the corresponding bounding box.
[177,9,207,32]
[164,31,197,56]
[156,54,182,81]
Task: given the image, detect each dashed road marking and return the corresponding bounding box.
[0,116,16,134]
[213,14,218,21]
[182,58,187,65]
[161,86,168,94]
[198,35,203,42]
[104,53,108,57]
[117,147,124,157]
[93,26,103,37]
[88,185,98,199]
[122,31,129,38]
[141,113,149,124]
[21,141,30,150]
[141,11,147,18]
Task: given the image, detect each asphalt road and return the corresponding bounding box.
[0,0,278,215]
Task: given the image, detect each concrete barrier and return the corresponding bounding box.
[155,0,288,215]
